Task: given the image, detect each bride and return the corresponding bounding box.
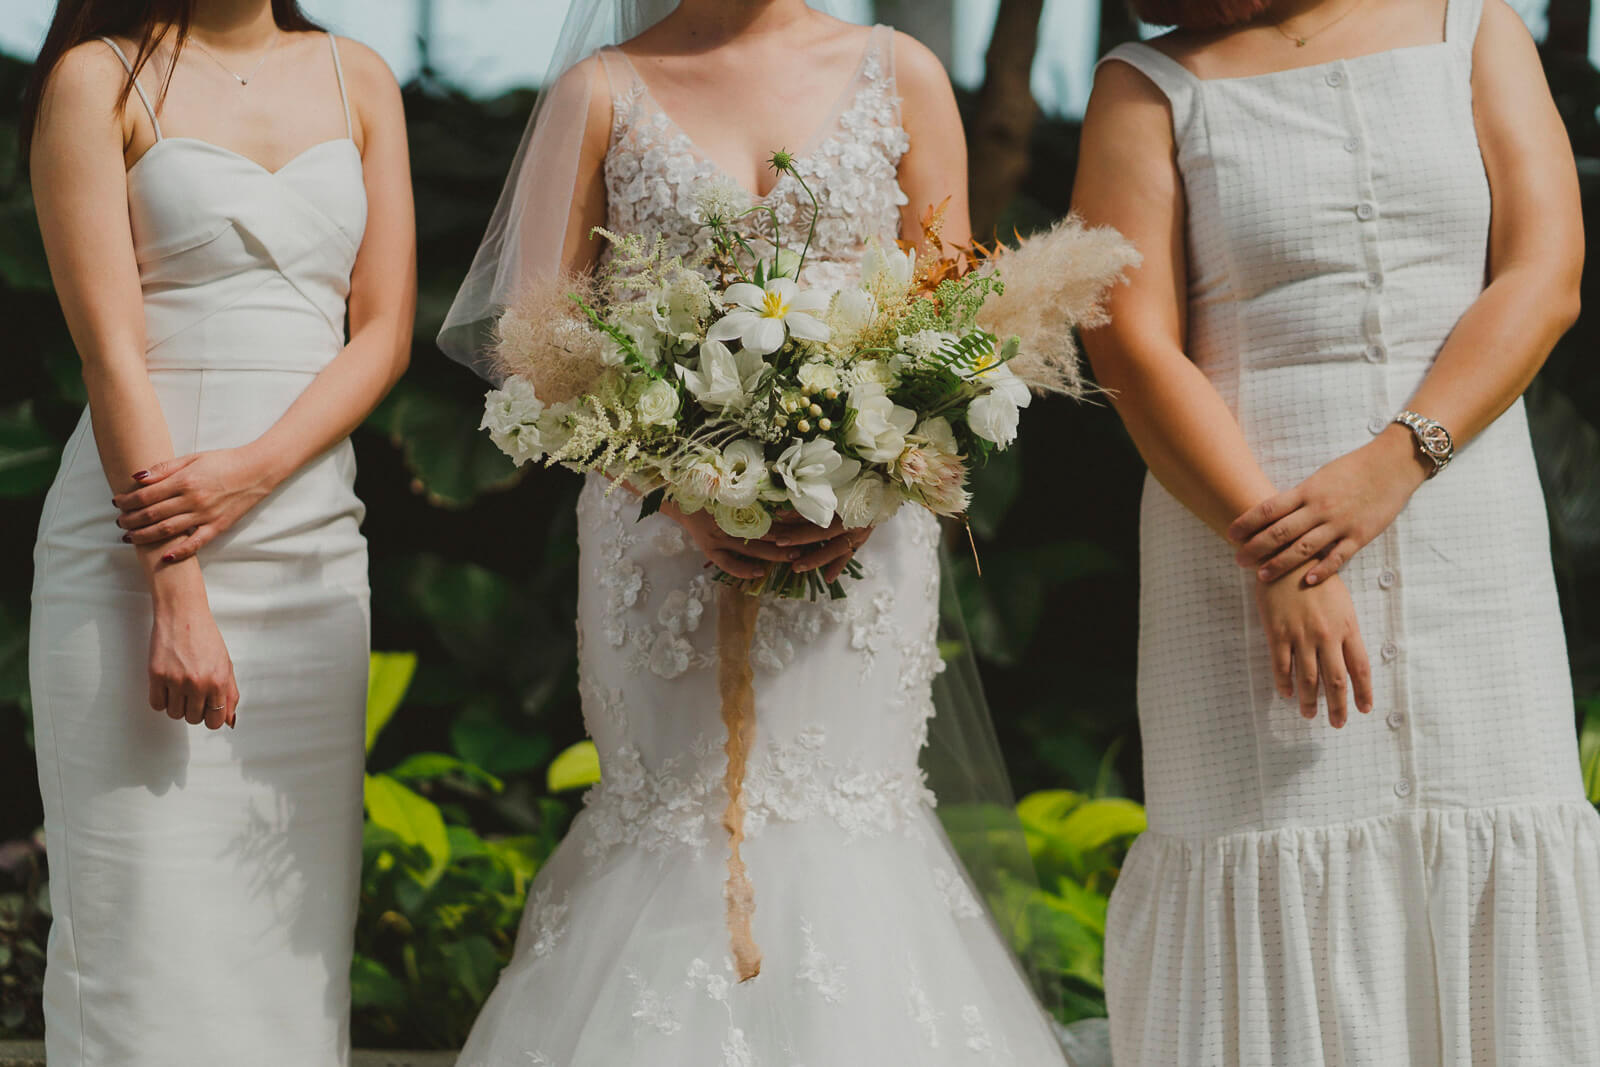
[439,1,1081,1064]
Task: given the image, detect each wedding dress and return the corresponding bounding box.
[454,26,1072,1067]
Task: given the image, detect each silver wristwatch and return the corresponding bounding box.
[1393,410,1454,478]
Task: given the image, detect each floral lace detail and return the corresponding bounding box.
[933,867,984,920]
[579,727,934,865]
[526,885,570,960]
[600,27,908,294]
[906,964,944,1049]
[961,1005,993,1054]
[627,968,683,1035]
[796,919,848,1004]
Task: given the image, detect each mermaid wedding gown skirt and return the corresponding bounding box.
[456,483,1068,1066]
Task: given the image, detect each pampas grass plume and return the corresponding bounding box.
[491,272,608,403]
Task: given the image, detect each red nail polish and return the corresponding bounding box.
[121,534,132,544]
[132,470,151,481]
[161,554,176,563]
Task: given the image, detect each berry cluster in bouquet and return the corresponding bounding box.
[481,151,1139,600]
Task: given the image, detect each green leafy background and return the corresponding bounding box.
[2,37,1599,1050]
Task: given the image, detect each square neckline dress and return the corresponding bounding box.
[1097,2,1600,1064]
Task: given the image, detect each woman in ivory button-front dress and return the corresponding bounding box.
[22,0,413,1062]
[1075,0,1599,1062]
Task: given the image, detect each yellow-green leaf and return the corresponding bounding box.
[1580,700,1600,805]
[363,772,450,886]
[1056,797,1147,853]
[366,652,418,753]
[547,740,602,793]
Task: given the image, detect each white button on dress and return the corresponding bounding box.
[1098,2,1600,1062]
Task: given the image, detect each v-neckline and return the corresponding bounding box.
[610,25,882,202]
[128,136,358,181]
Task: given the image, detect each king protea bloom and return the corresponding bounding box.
[709,278,832,356]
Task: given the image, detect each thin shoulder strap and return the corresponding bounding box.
[1444,0,1484,68]
[597,46,640,93]
[100,37,162,140]
[327,32,354,139]
[1095,42,1197,143]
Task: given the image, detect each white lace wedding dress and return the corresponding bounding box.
[455,26,1071,1067]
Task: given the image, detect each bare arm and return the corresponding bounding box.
[114,42,415,559]
[31,43,237,729]
[894,31,971,252]
[562,57,615,276]
[1229,1,1583,583]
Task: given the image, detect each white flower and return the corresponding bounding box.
[967,364,1032,447]
[717,439,770,509]
[830,287,877,333]
[916,415,960,455]
[837,472,903,530]
[673,454,725,514]
[772,438,861,528]
[635,379,682,427]
[773,247,803,281]
[898,417,970,516]
[904,329,955,362]
[678,339,766,410]
[796,361,841,394]
[846,382,917,464]
[713,501,774,540]
[481,376,547,466]
[655,270,713,339]
[694,177,751,223]
[708,278,831,356]
[860,237,916,290]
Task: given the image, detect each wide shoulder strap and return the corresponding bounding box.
[1095,42,1197,143]
[1444,0,1485,67]
[326,32,354,140]
[100,37,163,140]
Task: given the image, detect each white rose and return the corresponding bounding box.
[717,439,770,509]
[915,416,960,455]
[714,501,774,540]
[635,378,682,427]
[796,361,841,394]
[837,472,903,530]
[846,382,918,464]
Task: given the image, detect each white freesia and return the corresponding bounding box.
[772,438,862,527]
[860,236,916,290]
[717,439,769,508]
[713,501,774,540]
[967,363,1033,447]
[635,378,682,427]
[830,287,877,333]
[481,376,547,466]
[708,278,832,356]
[837,472,903,530]
[846,382,918,464]
[678,339,766,410]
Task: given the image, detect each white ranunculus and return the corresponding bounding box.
[796,361,841,395]
[967,364,1032,447]
[846,382,918,464]
[707,278,832,356]
[481,377,546,466]
[717,439,770,509]
[635,378,682,427]
[859,237,916,291]
[837,472,903,530]
[678,339,766,410]
[831,287,877,333]
[772,437,862,528]
[713,501,774,540]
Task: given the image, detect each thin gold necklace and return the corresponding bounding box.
[1271,0,1369,47]
[186,30,281,86]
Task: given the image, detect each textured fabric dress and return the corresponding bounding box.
[1097,3,1600,1065]
[455,27,1070,1067]
[29,35,370,1067]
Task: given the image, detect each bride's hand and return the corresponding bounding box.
[114,448,279,563]
[659,501,796,580]
[148,596,240,731]
[768,515,875,583]
[1254,560,1374,728]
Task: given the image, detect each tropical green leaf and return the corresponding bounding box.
[1055,798,1148,854]
[451,717,552,778]
[1580,698,1600,805]
[363,773,451,886]
[438,935,500,1006]
[388,752,504,793]
[365,378,523,508]
[547,740,602,793]
[365,652,419,753]
[349,954,408,1012]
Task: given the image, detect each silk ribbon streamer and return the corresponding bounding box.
[717,585,763,982]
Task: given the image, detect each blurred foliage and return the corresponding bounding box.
[0,34,1597,1050]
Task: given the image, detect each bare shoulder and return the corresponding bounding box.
[889,29,949,95]
[1475,0,1538,61]
[43,39,130,110]
[1087,51,1176,117]
[326,35,400,96]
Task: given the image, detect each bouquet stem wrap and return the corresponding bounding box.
[717,585,763,982]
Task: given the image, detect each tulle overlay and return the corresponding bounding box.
[1108,803,1600,1064]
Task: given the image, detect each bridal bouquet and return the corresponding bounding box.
[480,152,1137,981]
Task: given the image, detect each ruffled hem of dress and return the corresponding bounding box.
[1105,801,1600,1067]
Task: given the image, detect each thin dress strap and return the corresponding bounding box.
[100,37,162,140]
[1095,42,1197,143]
[1444,0,1485,67]
[327,32,354,140]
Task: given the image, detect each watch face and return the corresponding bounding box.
[1418,424,1451,456]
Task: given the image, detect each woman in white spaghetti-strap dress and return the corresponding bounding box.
[1076,0,1600,1063]
[443,6,1075,1065]
[24,7,411,1064]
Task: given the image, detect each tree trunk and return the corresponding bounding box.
[968,0,1047,239]
[875,0,955,70]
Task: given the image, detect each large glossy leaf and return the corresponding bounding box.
[0,402,63,499]
[366,652,419,753]
[1580,699,1600,806]
[363,773,451,886]
[438,935,500,1006]
[451,717,552,778]
[389,751,504,793]
[365,377,523,508]
[547,740,602,793]
[349,953,408,1012]
[1055,798,1147,854]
